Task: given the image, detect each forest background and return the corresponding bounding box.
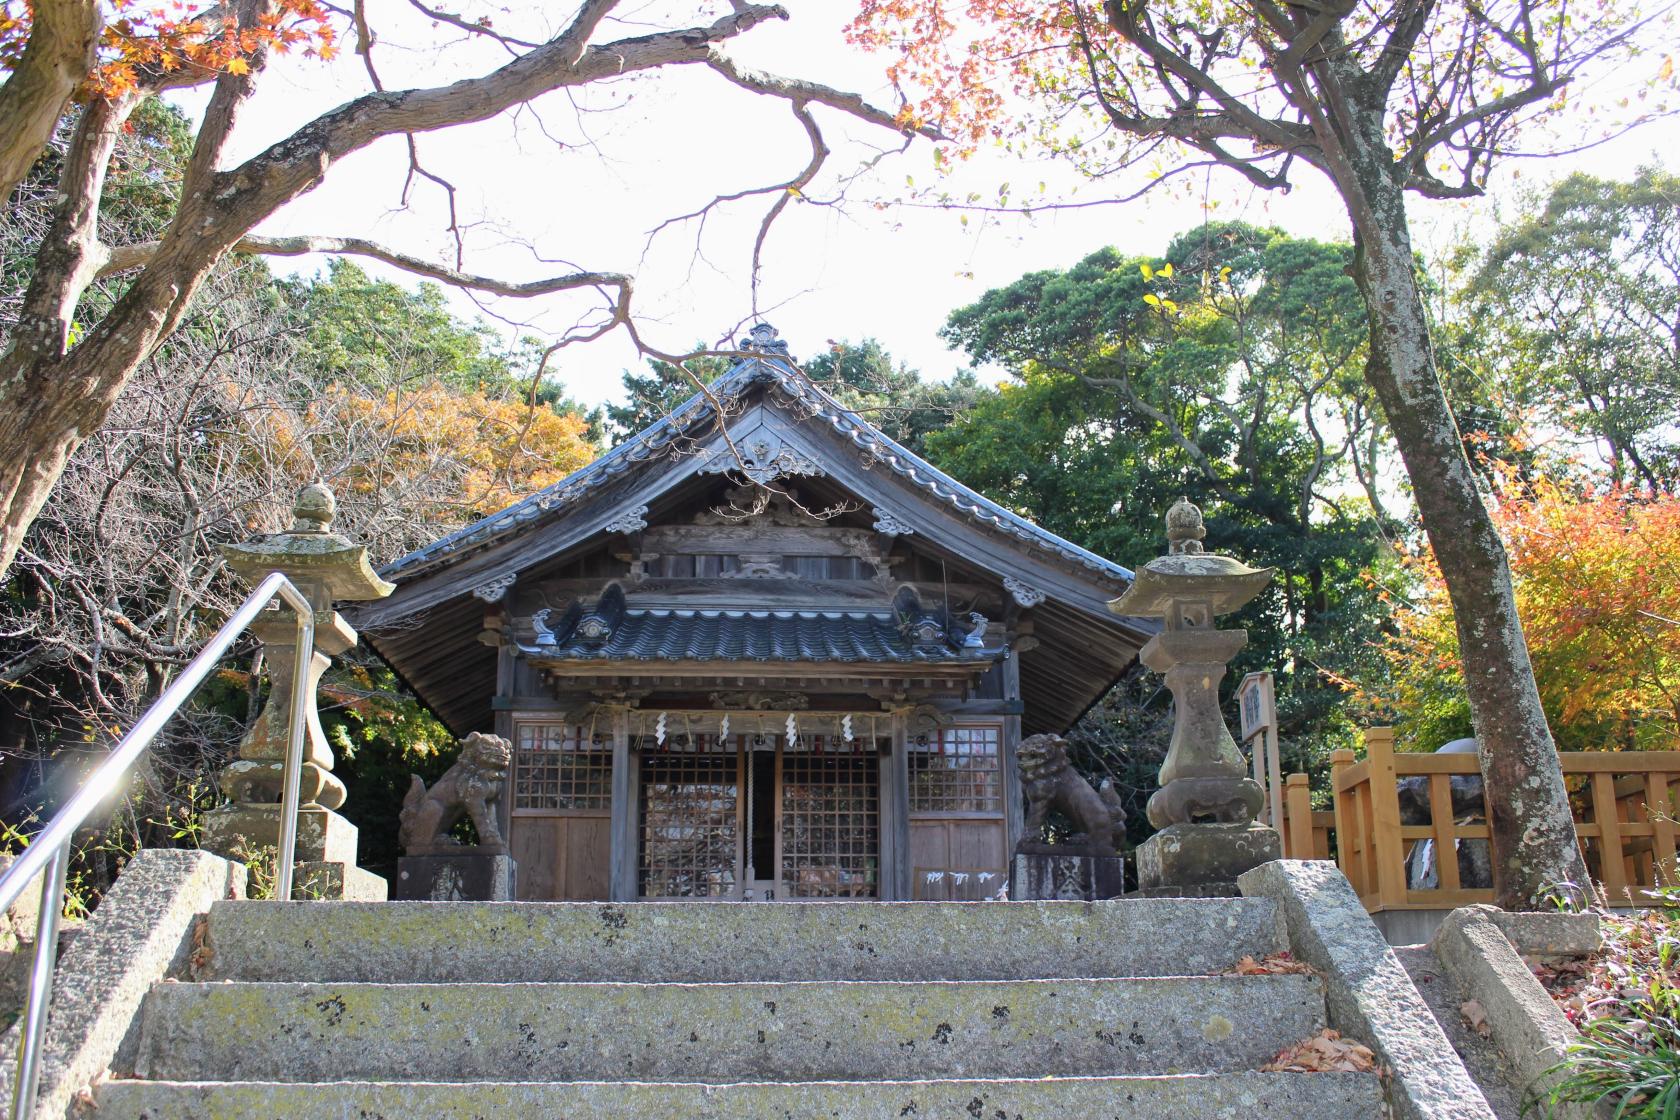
[2,93,1677,894]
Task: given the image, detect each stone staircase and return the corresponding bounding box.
[94,897,1385,1119]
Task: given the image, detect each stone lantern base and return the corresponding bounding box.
[1135,821,1281,891]
[202,804,387,901]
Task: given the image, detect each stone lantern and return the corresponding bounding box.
[202,482,394,899]
[1108,498,1282,890]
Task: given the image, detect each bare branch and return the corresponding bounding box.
[102,234,631,300]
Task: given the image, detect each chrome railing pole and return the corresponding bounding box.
[0,571,317,1118]
[10,841,68,1120]
[274,602,314,903]
[0,572,307,920]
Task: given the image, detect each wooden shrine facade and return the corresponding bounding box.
[356,326,1154,902]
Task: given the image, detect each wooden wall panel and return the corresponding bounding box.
[563,816,612,900]
[909,818,1006,900]
[511,814,611,901]
[511,817,560,901]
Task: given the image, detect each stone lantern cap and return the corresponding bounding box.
[221,482,395,606]
[1106,498,1273,620]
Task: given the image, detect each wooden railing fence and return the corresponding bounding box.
[1280,727,1680,912]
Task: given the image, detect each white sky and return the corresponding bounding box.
[180,1,1680,410]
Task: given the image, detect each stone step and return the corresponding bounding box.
[134,974,1324,1083]
[201,897,1285,983]
[95,1072,1385,1119]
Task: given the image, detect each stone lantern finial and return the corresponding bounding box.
[1165,497,1205,555]
[291,480,336,533]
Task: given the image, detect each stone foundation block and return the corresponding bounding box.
[1137,821,1280,889]
[295,862,387,902]
[202,804,360,866]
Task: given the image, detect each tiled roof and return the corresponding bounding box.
[378,329,1133,587]
[518,587,1000,665]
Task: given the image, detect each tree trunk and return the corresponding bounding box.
[1338,148,1589,908]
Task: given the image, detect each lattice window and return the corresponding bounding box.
[909,724,1003,813]
[782,752,879,898]
[639,742,739,898]
[513,723,612,811]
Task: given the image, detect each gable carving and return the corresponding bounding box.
[700,431,824,485]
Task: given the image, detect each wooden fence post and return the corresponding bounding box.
[1329,748,1358,893]
[1284,774,1314,859]
[1363,727,1408,911]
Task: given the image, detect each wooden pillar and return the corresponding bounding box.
[1329,748,1358,892]
[887,709,911,900]
[609,706,638,902]
[877,743,899,901]
[491,641,516,847]
[1000,649,1024,856]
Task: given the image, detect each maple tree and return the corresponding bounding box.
[1371,473,1680,755]
[849,0,1669,907]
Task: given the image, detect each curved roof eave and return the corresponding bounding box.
[378,351,1135,591]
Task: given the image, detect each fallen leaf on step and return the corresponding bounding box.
[1228,951,1318,976]
[1461,999,1491,1036]
[1261,1028,1377,1073]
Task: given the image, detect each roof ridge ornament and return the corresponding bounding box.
[739,322,792,360]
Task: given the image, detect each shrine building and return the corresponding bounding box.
[356,326,1154,902]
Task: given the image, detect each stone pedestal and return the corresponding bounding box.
[395,854,517,901]
[201,805,387,900]
[296,861,389,902]
[1011,852,1125,901]
[1135,822,1280,891]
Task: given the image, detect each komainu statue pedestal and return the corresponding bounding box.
[1010,852,1125,901]
[395,854,517,901]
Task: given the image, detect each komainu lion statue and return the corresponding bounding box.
[399,732,512,855]
[1017,733,1126,857]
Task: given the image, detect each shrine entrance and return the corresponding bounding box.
[637,733,885,901]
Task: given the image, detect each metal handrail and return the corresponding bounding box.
[0,571,316,1120]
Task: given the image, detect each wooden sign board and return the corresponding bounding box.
[1238,671,1275,740]
[1236,671,1282,828]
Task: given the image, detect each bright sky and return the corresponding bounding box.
[183,1,1679,410]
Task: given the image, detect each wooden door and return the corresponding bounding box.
[637,736,744,899]
[779,742,881,898]
[508,721,613,901]
[908,723,1008,900]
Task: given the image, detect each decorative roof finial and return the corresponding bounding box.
[739,322,792,359]
[292,480,336,534]
[1165,497,1205,555]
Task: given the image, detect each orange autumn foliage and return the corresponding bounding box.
[1370,473,1680,752]
[313,385,595,524]
[0,0,336,100]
